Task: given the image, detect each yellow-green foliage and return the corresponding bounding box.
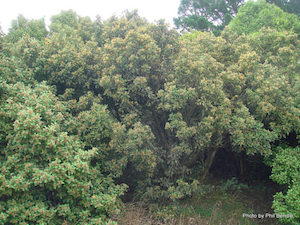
[228,0,300,35]
[1,6,299,224]
[0,82,126,224]
[271,146,300,224]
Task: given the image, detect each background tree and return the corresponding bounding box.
[0,25,4,50]
[174,0,299,35]
[266,0,300,16]
[227,0,300,35]
[4,15,48,43]
[174,0,245,34]
[49,10,99,43]
[0,25,4,36]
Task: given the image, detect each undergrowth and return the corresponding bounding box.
[114,178,282,225]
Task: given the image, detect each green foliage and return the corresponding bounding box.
[50,10,80,32]
[0,81,125,224]
[270,146,300,224]
[101,10,148,42]
[5,15,48,43]
[5,34,43,71]
[1,8,299,224]
[228,0,300,35]
[175,0,300,35]
[246,28,300,84]
[174,0,245,34]
[35,28,101,96]
[167,180,200,200]
[0,26,4,50]
[98,15,182,200]
[160,30,290,178]
[220,177,248,194]
[50,10,99,43]
[0,53,36,86]
[225,4,300,223]
[0,25,4,36]
[266,0,300,16]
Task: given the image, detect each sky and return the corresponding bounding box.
[0,0,180,33]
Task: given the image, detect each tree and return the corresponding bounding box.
[158,31,285,182]
[266,0,300,16]
[2,8,299,221]
[98,14,182,198]
[227,0,300,35]
[174,0,245,34]
[50,10,79,33]
[227,3,300,222]
[64,92,158,190]
[49,10,99,43]
[35,31,101,97]
[270,146,300,225]
[0,25,4,50]
[0,25,4,36]
[0,81,126,224]
[5,15,48,43]
[174,0,299,35]
[0,48,36,86]
[2,12,162,202]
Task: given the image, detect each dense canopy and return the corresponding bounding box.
[0,1,299,224]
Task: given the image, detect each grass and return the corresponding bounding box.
[113,178,282,225]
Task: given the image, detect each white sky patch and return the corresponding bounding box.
[0,0,180,33]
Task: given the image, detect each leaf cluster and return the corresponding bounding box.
[1,4,299,224]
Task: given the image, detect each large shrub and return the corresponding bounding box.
[228,0,300,35]
[270,146,300,224]
[0,81,126,224]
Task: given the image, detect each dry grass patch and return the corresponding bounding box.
[113,202,209,225]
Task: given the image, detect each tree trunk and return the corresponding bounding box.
[239,156,244,178]
[183,149,204,168]
[234,153,245,179]
[151,109,170,151]
[201,147,218,182]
